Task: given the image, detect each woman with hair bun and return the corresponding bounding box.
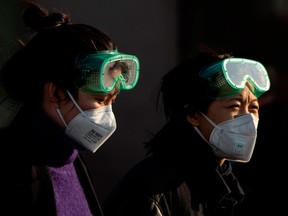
[0,1,140,216]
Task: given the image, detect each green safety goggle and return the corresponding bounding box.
[74,50,140,93]
[199,58,270,98]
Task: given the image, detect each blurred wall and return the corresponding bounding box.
[1,0,286,204]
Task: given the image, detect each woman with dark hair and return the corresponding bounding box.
[0,1,139,215]
[103,51,270,216]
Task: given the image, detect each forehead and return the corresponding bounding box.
[240,86,258,100]
[215,86,258,104]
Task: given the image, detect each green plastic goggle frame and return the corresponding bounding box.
[75,50,140,93]
[199,58,270,98]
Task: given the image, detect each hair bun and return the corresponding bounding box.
[22,1,70,32]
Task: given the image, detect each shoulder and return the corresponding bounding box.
[118,156,181,193]
[103,156,183,206]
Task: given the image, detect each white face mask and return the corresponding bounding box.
[195,113,259,162]
[57,91,117,153]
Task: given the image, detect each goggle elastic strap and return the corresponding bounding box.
[56,90,85,128]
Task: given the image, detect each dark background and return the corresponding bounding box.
[1,0,288,204]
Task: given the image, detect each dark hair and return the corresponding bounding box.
[1,1,117,105]
[157,51,233,121]
[144,50,233,154]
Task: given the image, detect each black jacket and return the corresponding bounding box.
[0,107,103,216]
[103,120,245,216]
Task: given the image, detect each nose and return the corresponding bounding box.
[104,89,119,106]
[239,106,250,115]
[105,99,114,106]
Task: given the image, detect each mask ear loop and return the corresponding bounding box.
[65,90,84,113]
[193,112,215,144]
[193,112,219,152]
[193,126,209,144]
[200,112,218,127]
[56,90,85,127]
[56,108,68,127]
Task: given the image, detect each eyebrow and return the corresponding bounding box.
[225,94,258,103]
[223,95,242,102]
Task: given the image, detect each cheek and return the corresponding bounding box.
[207,110,232,125]
[77,95,102,109]
[196,116,215,141]
[207,102,232,125]
[63,105,80,124]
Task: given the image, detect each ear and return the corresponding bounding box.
[42,82,69,127]
[186,112,201,127]
[43,82,65,106]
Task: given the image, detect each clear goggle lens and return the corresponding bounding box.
[75,50,140,93]
[199,58,270,98]
[103,60,138,90]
